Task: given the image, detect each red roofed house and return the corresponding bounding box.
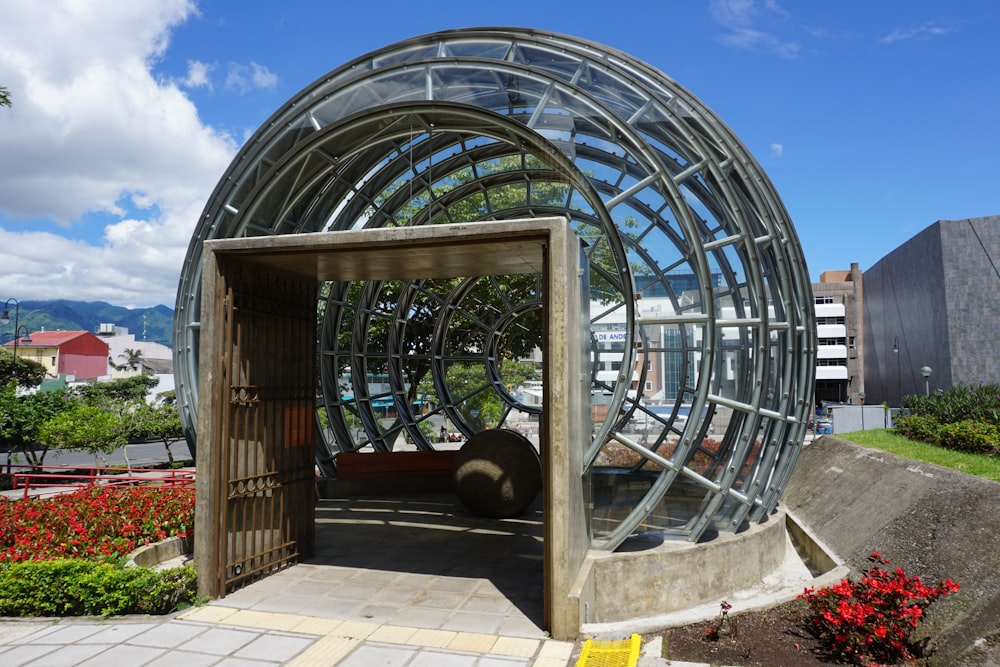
[3,330,110,380]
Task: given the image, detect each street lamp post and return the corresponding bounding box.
[920,366,932,396]
[858,391,866,430]
[12,326,31,361]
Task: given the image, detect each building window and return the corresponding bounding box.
[818,337,847,346]
[849,336,856,349]
[816,316,847,325]
[814,295,835,304]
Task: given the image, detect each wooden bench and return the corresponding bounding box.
[334,450,459,479]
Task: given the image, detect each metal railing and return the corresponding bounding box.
[2,464,195,501]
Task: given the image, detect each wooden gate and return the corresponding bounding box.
[196,258,317,596]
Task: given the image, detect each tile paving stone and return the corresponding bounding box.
[284,578,338,595]
[288,616,344,635]
[285,635,361,666]
[368,623,418,644]
[34,643,125,667]
[130,620,211,648]
[145,649,225,667]
[227,609,306,631]
[179,606,240,624]
[0,620,55,644]
[461,594,515,614]
[296,596,362,619]
[0,642,61,667]
[412,589,471,609]
[177,625,260,655]
[490,636,540,657]
[23,622,105,644]
[408,627,458,648]
[232,632,316,663]
[537,640,575,661]
[329,582,383,600]
[409,648,480,667]
[387,606,452,629]
[355,602,405,624]
[495,614,546,638]
[348,568,403,585]
[429,576,484,593]
[241,594,320,616]
[214,588,279,609]
[441,610,505,634]
[214,657,283,667]
[475,656,532,667]
[446,631,499,653]
[80,620,161,644]
[297,565,354,582]
[336,641,416,667]
[329,619,380,639]
[371,585,421,604]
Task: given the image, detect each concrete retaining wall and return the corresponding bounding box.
[575,510,789,624]
[783,436,1000,666]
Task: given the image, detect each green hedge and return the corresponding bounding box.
[895,415,1000,458]
[0,559,197,617]
[894,383,1000,458]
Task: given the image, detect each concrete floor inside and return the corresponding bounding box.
[212,493,548,639]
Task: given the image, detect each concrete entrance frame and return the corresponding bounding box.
[194,217,591,638]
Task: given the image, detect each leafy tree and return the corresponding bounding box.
[0,85,10,108]
[114,347,144,372]
[0,383,74,468]
[38,405,128,466]
[0,350,46,388]
[444,359,538,432]
[74,375,159,407]
[131,402,184,465]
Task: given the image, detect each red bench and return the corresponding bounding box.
[334,450,459,479]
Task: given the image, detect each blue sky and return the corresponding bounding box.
[0,0,997,307]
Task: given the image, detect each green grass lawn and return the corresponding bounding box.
[834,428,1000,483]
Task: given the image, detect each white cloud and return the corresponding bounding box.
[0,0,239,307]
[182,60,213,89]
[225,62,279,94]
[770,143,784,159]
[710,0,800,58]
[880,22,953,45]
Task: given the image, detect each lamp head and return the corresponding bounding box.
[0,309,8,326]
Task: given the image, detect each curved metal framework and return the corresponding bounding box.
[174,27,815,549]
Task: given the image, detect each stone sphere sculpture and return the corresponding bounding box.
[452,429,543,519]
[174,28,815,551]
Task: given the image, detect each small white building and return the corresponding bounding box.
[95,324,173,379]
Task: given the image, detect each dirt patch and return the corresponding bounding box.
[652,599,833,666]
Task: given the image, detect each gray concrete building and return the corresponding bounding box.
[863,215,1000,406]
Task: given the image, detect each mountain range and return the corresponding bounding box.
[1,300,174,348]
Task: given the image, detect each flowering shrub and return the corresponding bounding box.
[893,415,941,446]
[937,419,1000,456]
[904,382,1000,425]
[0,486,194,563]
[799,552,959,666]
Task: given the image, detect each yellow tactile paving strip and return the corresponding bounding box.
[575,634,640,667]
[177,606,576,666]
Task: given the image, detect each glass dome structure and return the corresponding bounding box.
[174,27,815,550]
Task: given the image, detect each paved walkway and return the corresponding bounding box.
[0,492,758,666]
